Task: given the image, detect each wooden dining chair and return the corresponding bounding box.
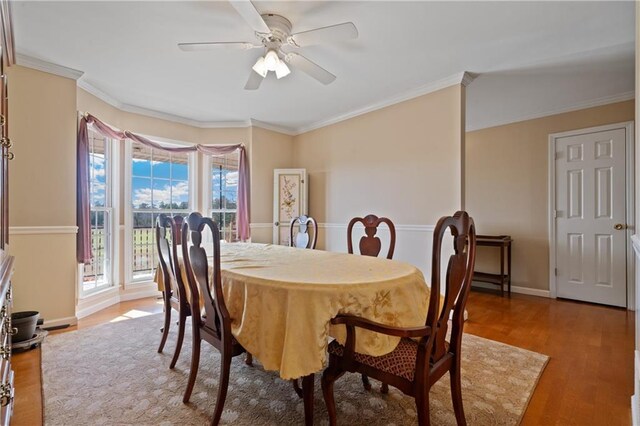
[322,211,476,426]
[347,214,396,391]
[156,214,191,369]
[289,215,318,249]
[181,212,249,426]
[347,214,396,259]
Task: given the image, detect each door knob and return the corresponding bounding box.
[274,222,279,226]
[614,223,625,230]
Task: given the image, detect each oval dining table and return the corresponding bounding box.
[156,242,431,425]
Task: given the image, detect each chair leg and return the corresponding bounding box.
[158,300,171,353]
[450,364,466,426]
[169,310,186,369]
[321,362,345,426]
[211,351,232,426]
[183,334,201,403]
[361,374,372,391]
[292,379,303,398]
[245,352,253,366]
[415,391,431,426]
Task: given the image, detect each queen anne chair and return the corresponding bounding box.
[181,212,249,426]
[322,211,476,426]
[347,214,396,259]
[156,214,190,369]
[347,214,396,391]
[289,215,318,249]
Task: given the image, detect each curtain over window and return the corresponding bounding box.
[76,113,251,263]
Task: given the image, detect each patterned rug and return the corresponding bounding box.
[42,313,548,425]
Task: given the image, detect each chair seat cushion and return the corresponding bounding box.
[328,338,419,381]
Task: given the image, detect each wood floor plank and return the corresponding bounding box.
[10,291,635,425]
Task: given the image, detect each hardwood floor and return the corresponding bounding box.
[10,290,635,425]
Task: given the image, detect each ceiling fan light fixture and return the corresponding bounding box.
[264,50,279,71]
[252,56,267,78]
[275,60,291,79]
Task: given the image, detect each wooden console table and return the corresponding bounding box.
[473,235,512,296]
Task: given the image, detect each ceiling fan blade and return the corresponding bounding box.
[244,70,264,90]
[286,53,336,85]
[288,22,358,47]
[229,0,270,34]
[178,42,258,51]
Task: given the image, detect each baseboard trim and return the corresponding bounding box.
[634,351,640,426]
[119,285,161,302]
[472,281,551,298]
[43,315,78,328]
[76,291,120,320]
[75,284,161,320]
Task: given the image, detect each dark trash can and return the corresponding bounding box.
[11,311,39,343]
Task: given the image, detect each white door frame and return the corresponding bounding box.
[548,121,635,309]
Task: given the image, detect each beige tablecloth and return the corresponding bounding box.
[156,243,429,380]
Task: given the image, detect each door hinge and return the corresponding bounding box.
[554,268,558,276]
[553,210,557,219]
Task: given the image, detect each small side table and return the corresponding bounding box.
[473,235,512,296]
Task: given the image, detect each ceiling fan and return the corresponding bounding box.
[178,0,358,90]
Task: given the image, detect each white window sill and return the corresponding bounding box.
[78,284,118,301]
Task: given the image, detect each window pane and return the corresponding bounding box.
[132,212,156,279]
[171,180,189,209]
[224,191,237,210]
[132,143,152,177]
[153,178,171,209]
[172,156,189,180]
[132,177,152,209]
[225,170,239,190]
[90,152,106,208]
[152,157,171,179]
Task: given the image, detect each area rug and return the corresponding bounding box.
[42,313,548,425]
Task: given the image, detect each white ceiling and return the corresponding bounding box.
[12,1,636,134]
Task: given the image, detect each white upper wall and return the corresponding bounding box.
[466,42,635,131]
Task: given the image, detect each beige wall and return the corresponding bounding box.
[292,85,465,275]
[293,85,465,227]
[249,126,294,243]
[8,65,78,321]
[466,100,635,292]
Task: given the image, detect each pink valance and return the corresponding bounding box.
[76,113,251,263]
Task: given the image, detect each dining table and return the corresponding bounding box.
[155,242,430,425]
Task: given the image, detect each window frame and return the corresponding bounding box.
[78,132,117,298]
[124,138,197,286]
[202,152,240,243]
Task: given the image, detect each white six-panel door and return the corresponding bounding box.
[554,127,628,307]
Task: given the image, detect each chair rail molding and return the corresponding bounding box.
[9,225,78,235]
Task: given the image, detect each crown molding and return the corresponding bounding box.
[294,71,475,135]
[77,78,121,109]
[78,79,250,129]
[16,53,84,80]
[467,90,635,132]
[250,119,296,136]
